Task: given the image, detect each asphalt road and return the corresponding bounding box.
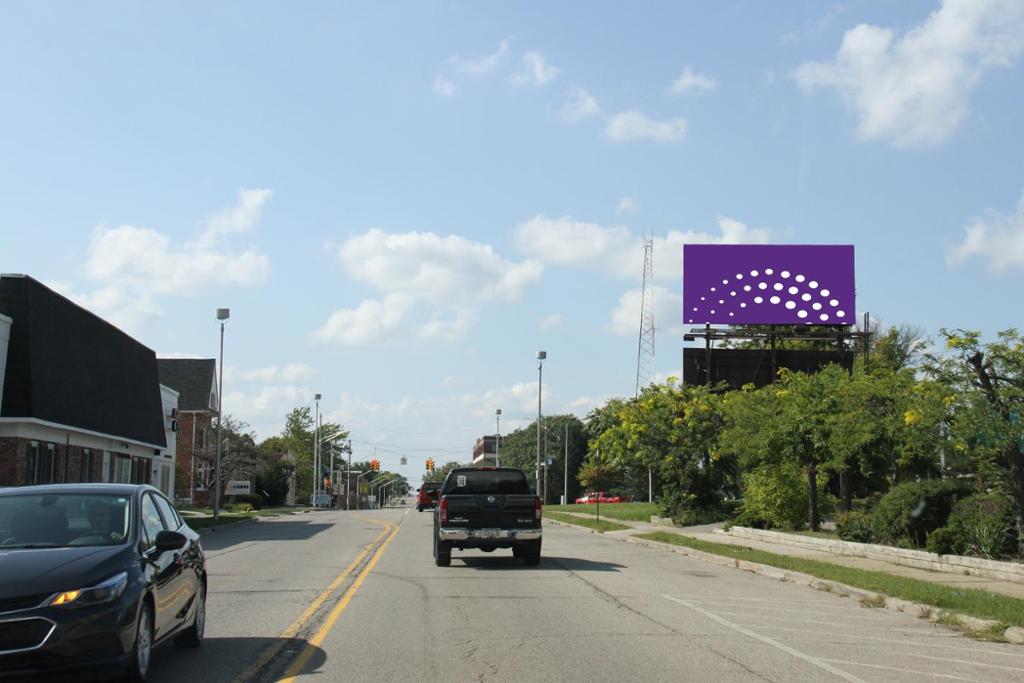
[145,506,1024,682]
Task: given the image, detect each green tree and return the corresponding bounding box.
[278,407,348,503]
[928,329,1024,554]
[577,452,620,523]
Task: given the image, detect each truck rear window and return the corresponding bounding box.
[442,470,531,495]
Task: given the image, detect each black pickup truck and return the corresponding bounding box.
[433,467,542,567]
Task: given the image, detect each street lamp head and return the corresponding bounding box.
[216,308,230,321]
[314,393,322,401]
[537,350,547,361]
[496,408,502,416]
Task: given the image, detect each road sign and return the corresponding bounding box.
[401,456,407,465]
[226,480,251,495]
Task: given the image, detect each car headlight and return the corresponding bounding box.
[50,571,128,607]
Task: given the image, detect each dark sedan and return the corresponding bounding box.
[0,484,206,681]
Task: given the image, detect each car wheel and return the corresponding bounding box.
[417,505,422,512]
[434,536,451,567]
[174,582,206,648]
[125,601,153,682]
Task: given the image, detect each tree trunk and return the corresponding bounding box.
[807,462,820,531]
[1009,454,1024,558]
[839,467,852,513]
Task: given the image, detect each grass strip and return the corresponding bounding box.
[544,502,659,522]
[545,511,630,533]
[635,531,1024,628]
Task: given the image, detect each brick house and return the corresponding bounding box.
[156,358,218,504]
[0,274,169,488]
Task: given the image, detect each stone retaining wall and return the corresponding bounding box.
[722,526,1024,583]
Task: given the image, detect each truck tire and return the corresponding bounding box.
[434,535,451,567]
[517,539,541,566]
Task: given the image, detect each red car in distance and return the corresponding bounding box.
[417,482,441,511]
[574,491,628,504]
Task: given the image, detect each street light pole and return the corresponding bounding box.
[313,394,321,504]
[536,351,546,494]
[346,439,353,510]
[495,409,502,467]
[213,308,229,520]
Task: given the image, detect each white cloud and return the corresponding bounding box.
[441,375,473,389]
[311,293,410,346]
[433,75,456,97]
[794,0,1024,147]
[652,369,682,385]
[515,215,636,277]
[539,313,564,330]
[669,67,717,94]
[314,230,543,345]
[55,189,272,333]
[610,286,684,337]
[617,195,638,214]
[223,384,312,439]
[156,352,206,360]
[947,191,1024,271]
[514,214,771,282]
[512,51,560,87]
[561,87,601,123]
[605,111,687,143]
[240,363,317,383]
[448,40,510,76]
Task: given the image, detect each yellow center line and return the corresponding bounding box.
[278,520,402,682]
[231,520,392,683]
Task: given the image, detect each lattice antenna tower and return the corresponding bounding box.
[635,233,656,397]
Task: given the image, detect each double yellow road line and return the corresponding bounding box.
[234,516,400,683]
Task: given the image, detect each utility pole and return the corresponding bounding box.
[563,423,569,506]
[495,408,502,467]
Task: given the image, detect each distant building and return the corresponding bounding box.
[472,435,500,465]
[156,358,218,503]
[0,274,167,487]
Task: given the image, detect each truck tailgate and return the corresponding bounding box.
[443,494,538,529]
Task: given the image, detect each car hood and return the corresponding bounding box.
[0,545,133,599]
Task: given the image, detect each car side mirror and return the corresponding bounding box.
[155,530,187,553]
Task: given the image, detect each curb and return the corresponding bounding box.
[195,517,259,534]
[544,517,602,534]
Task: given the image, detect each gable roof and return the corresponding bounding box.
[157,359,217,412]
[0,274,166,448]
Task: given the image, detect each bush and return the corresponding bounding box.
[836,511,874,543]
[228,493,263,510]
[735,462,819,530]
[926,527,960,555]
[946,493,1017,559]
[869,479,968,548]
[659,490,730,526]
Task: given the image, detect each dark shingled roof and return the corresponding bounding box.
[157,359,216,412]
[0,274,167,448]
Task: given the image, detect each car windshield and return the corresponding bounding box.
[0,493,131,549]
[442,471,531,495]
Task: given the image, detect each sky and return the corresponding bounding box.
[2,1,1024,485]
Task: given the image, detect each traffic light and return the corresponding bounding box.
[369,459,380,472]
[425,458,435,472]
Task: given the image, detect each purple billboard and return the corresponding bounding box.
[683,245,855,326]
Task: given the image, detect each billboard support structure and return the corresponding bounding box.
[682,321,872,388]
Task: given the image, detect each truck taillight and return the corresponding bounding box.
[439,497,448,524]
[535,498,542,521]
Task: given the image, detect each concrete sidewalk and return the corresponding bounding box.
[552,510,1024,600]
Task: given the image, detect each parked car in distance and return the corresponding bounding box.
[433,467,542,567]
[417,481,441,511]
[0,484,206,681]
[574,491,629,504]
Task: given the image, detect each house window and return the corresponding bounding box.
[112,455,131,484]
[80,449,93,482]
